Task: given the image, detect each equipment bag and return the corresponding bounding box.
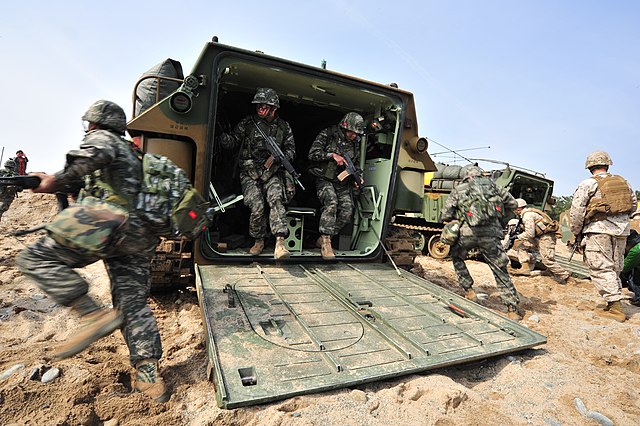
[460,177,504,226]
[46,197,128,253]
[135,153,210,240]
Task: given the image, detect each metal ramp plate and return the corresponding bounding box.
[196,263,546,408]
[555,255,591,279]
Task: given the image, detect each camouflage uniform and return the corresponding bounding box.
[220,114,295,239]
[441,171,520,308]
[0,160,19,220]
[517,209,570,280]
[17,128,163,366]
[570,172,637,302]
[308,125,362,236]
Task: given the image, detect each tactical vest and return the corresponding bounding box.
[310,126,359,181]
[585,174,634,222]
[459,177,504,226]
[524,207,559,236]
[241,117,288,181]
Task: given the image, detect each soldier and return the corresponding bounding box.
[308,112,365,259]
[510,198,575,284]
[17,100,170,402]
[219,88,296,259]
[0,158,19,220]
[569,151,637,322]
[441,166,523,320]
[15,150,28,175]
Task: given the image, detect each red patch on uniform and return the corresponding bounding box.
[189,211,197,219]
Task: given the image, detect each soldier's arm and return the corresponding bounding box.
[500,188,519,212]
[282,122,296,162]
[517,213,536,241]
[308,128,331,161]
[219,117,248,150]
[569,179,596,235]
[54,131,117,188]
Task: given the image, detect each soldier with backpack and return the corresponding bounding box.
[17,100,171,402]
[510,198,575,284]
[440,165,523,320]
[219,88,296,259]
[569,151,637,322]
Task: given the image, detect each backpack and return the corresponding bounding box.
[586,174,635,222]
[134,153,210,240]
[459,177,504,226]
[526,207,559,236]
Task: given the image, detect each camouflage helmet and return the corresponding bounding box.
[252,88,280,108]
[81,100,127,134]
[4,158,16,170]
[466,165,484,178]
[339,112,365,135]
[584,151,612,169]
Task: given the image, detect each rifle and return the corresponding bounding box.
[568,234,582,262]
[251,120,305,191]
[338,152,364,188]
[506,217,523,250]
[0,175,41,190]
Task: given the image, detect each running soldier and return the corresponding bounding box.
[570,151,637,322]
[219,88,296,259]
[511,198,575,284]
[17,100,170,402]
[441,166,523,320]
[0,159,19,220]
[308,112,365,259]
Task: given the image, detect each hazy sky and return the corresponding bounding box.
[1,1,638,195]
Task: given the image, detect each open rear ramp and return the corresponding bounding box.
[196,263,546,408]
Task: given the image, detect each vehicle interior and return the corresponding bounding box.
[201,54,406,261]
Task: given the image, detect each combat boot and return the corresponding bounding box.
[599,301,626,322]
[564,276,578,286]
[320,235,335,260]
[274,236,290,260]
[506,305,523,321]
[133,359,170,403]
[511,262,532,276]
[53,308,123,360]
[249,239,264,255]
[464,288,478,302]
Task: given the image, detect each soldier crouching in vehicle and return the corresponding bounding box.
[218,87,296,259]
[17,100,170,402]
[0,159,20,220]
[440,165,523,320]
[307,112,365,259]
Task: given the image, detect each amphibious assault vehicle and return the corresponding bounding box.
[127,37,546,408]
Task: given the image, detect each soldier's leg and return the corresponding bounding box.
[240,175,267,239]
[105,254,162,365]
[17,236,100,311]
[538,234,570,280]
[451,237,473,290]
[583,233,623,302]
[478,235,520,307]
[316,179,338,235]
[334,185,354,232]
[265,175,289,237]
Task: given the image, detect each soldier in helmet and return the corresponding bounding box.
[219,87,296,259]
[17,100,170,402]
[510,198,574,284]
[569,151,637,322]
[308,112,365,259]
[441,165,523,320]
[0,158,19,220]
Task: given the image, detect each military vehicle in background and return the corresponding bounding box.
[126,37,546,408]
[390,159,556,259]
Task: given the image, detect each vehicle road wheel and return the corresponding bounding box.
[427,235,450,259]
[412,232,426,254]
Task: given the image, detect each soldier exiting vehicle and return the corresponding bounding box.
[510,198,575,284]
[17,100,170,402]
[308,112,365,259]
[0,159,19,220]
[219,88,296,259]
[440,166,523,320]
[569,151,637,322]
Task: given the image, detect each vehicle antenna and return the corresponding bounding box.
[426,137,475,163]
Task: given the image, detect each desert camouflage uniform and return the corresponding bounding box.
[441,179,520,308]
[17,129,163,365]
[220,114,295,239]
[0,166,19,220]
[308,125,362,235]
[570,172,637,302]
[517,209,570,280]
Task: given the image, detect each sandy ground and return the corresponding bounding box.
[1,192,640,426]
